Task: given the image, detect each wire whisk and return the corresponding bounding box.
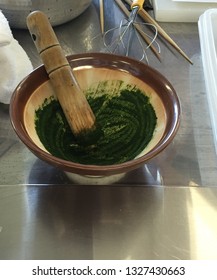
[102,0,161,63]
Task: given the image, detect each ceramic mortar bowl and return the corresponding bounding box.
[10,53,181,177]
[0,0,92,28]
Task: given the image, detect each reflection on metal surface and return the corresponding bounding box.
[65,163,163,185]
[20,185,167,259]
[27,159,163,186]
[0,138,16,157]
[189,189,217,259]
[1,185,217,259]
[27,159,70,185]
[65,172,126,185]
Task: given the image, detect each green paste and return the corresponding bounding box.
[35,85,157,165]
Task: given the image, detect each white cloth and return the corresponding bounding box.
[0,10,33,104]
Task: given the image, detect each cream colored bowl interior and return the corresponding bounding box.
[24,67,167,160]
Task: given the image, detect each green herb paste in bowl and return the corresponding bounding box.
[34,81,157,165]
[10,53,180,177]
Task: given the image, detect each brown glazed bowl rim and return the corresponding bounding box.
[10,53,181,176]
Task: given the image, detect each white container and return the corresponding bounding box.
[152,0,217,22]
[198,9,217,152]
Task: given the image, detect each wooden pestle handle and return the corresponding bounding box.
[26,11,96,136]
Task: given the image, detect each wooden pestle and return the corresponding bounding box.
[26,11,96,138]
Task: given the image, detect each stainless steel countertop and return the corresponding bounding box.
[1,0,217,259]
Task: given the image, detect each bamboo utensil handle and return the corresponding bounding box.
[99,0,104,34]
[138,8,193,64]
[114,0,161,61]
[26,11,96,137]
[124,0,193,64]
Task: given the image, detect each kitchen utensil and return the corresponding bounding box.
[99,0,104,33]
[103,0,160,62]
[10,52,180,176]
[125,0,193,64]
[27,11,96,139]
